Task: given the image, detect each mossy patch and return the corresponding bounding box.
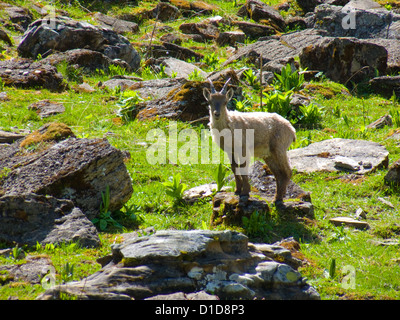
[20,123,75,149]
[304,82,350,99]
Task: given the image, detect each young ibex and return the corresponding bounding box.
[203,78,296,202]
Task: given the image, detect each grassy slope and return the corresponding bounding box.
[1,0,400,300]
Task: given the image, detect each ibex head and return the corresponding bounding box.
[203,78,234,120]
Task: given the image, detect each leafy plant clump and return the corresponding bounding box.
[242,211,270,238]
[214,163,229,192]
[92,186,122,231]
[273,63,305,92]
[162,173,188,206]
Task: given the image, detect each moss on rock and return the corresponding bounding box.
[20,123,75,149]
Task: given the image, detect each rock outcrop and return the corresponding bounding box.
[42,48,133,73]
[0,58,65,91]
[132,80,241,122]
[0,123,133,220]
[313,2,400,39]
[0,193,100,247]
[17,16,141,71]
[299,37,388,84]
[288,138,389,174]
[38,230,320,300]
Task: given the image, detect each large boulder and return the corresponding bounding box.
[299,37,388,84]
[223,29,325,70]
[369,75,400,99]
[42,48,133,73]
[133,80,242,122]
[368,38,400,75]
[288,138,389,174]
[313,3,400,39]
[147,41,204,61]
[179,22,219,41]
[38,230,320,300]
[170,0,218,16]
[103,77,187,99]
[28,99,65,118]
[297,0,350,13]
[0,58,65,91]
[0,123,133,220]
[0,255,53,285]
[233,21,277,40]
[0,3,33,31]
[157,57,208,79]
[17,16,141,71]
[238,0,286,31]
[0,193,100,247]
[93,12,139,34]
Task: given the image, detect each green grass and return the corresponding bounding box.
[1,0,400,300]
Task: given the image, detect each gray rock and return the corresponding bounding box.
[158,57,208,79]
[0,124,133,220]
[0,193,100,247]
[223,29,325,69]
[42,48,133,73]
[369,76,400,99]
[149,41,204,61]
[134,80,241,122]
[343,0,384,10]
[211,192,271,227]
[299,37,388,84]
[0,28,12,46]
[37,230,320,300]
[366,114,393,129]
[0,58,65,91]
[159,32,182,45]
[233,21,276,40]
[296,0,322,12]
[377,197,395,208]
[94,12,139,34]
[0,91,9,101]
[368,39,400,74]
[211,192,314,229]
[17,16,141,71]
[216,31,246,46]
[143,2,181,21]
[0,255,53,284]
[248,161,311,202]
[384,159,400,186]
[145,291,218,300]
[334,156,361,171]
[179,22,219,41]
[314,3,400,40]
[0,130,25,144]
[2,3,33,31]
[183,183,232,203]
[238,0,286,31]
[28,99,65,118]
[288,138,389,174]
[329,216,370,230]
[355,207,367,219]
[103,77,187,99]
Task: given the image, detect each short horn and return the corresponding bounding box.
[220,78,231,94]
[207,78,216,94]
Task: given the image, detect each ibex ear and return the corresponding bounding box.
[226,88,234,101]
[203,88,211,102]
